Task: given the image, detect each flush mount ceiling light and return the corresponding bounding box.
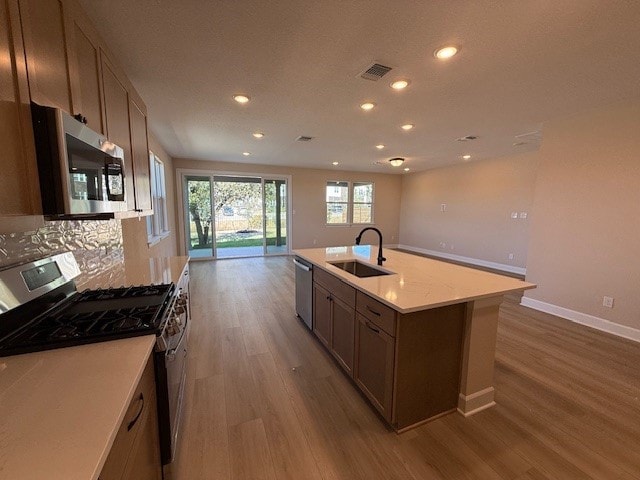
[233,94,250,104]
[252,132,264,138]
[390,79,410,90]
[332,161,339,166]
[401,124,414,131]
[389,157,405,167]
[404,167,410,172]
[434,46,459,59]
[242,152,251,156]
[462,154,471,160]
[375,144,385,150]
[360,102,376,111]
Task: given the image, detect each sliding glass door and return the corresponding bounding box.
[183,173,289,259]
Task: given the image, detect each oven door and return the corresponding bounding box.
[155,316,188,465]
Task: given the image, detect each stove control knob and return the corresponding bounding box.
[175,306,185,315]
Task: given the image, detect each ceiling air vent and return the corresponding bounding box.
[359,63,392,81]
[456,135,478,142]
[296,135,314,142]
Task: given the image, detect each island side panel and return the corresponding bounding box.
[457,296,502,415]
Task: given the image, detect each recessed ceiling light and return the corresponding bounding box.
[242,152,251,156]
[390,79,410,90]
[462,154,471,160]
[233,94,250,104]
[332,161,339,166]
[389,157,405,167]
[401,124,414,131]
[252,132,264,138]
[404,167,410,172]
[360,102,376,111]
[434,46,458,60]
[375,144,385,150]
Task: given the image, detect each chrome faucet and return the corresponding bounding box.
[355,227,386,266]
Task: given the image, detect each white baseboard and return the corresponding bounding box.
[396,244,526,276]
[520,297,640,343]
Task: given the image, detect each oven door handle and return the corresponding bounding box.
[166,325,188,361]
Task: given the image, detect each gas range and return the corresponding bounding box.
[0,253,180,357]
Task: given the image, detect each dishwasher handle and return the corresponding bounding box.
[293,258,311,272]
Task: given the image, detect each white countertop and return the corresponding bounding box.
[0,336,155,480]
[294,246,536,313]
[0,256,190,480]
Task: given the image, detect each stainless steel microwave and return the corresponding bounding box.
[30,103,128,218]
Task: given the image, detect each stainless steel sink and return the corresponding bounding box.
[328,260,392,278]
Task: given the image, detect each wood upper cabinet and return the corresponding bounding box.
[66,3,105,133]
[101,52,135,211]
[99,356,162,480]
[128,97,152,211]
[17,0,73,112]
[0,0,41,219]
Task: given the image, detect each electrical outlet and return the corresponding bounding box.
[508,253,514,260]
[603,296,614,308]
[441,203,447,212]
[439,242,446,249]
[450,244,455,250]
[511,212,518,219]
[313,239,317,245]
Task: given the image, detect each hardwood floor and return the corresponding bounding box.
[171,256,640,480]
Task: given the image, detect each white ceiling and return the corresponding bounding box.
[79,0,640,173]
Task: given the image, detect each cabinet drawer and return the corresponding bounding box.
[356,291,396,337]
[314,267,355,306]
[99,357,155,480]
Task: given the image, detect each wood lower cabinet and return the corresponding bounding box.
[312,266,465,431]
[354,313,395,421]
[313,278,356,376]
[99,355,162,480]
[312,283,331,348]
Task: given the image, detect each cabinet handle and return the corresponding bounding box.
[365,321,380,334]
[326,295,331,301]
[127,393,145,431]
[366,305,381,316]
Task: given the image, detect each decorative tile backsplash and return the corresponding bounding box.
[0,219,123,287]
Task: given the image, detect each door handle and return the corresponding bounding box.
[127,393,144,431]
[293,259,311,271]
[365,321,380,334]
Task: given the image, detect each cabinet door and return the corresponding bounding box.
[331,297,355,376]
[99,356,161,480]
[18,0,72,111]
[67,9,104,133]
[0,0,40,217]
[355,313,395,421]
[128,97,152,211]
[313,283,331,348]
[101,52,135,211]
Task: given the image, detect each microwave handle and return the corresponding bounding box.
[104,158,125,201]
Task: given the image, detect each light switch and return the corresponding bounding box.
[441,203,447,212]
[511,212,518,219]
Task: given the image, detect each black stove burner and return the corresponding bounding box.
[0,283,175,357]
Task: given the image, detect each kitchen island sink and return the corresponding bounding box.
[328,260,392,278]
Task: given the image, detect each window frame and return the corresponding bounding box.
[324,180,375,226]
[146,151,170,245]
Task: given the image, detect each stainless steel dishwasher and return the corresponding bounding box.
[293,256,313,329]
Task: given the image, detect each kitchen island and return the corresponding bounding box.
[294,246,535,431]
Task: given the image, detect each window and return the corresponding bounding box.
[146,152,170,243]
[325,181,374,225]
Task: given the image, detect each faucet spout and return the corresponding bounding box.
[355,227,386,266]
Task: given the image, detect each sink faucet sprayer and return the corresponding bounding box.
[355,227,386,266]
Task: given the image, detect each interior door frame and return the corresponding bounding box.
[176,168,292,259]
